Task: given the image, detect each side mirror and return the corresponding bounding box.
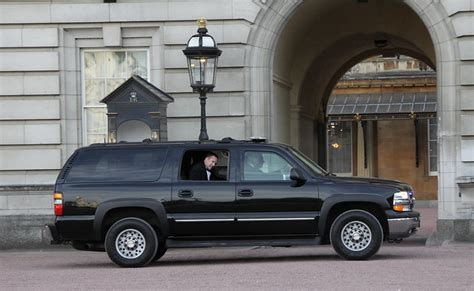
[290,168,306,187]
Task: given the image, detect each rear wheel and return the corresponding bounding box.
[329,210,383,260]
[105,217,158,267]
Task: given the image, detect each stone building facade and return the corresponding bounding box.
[0,0,473,247]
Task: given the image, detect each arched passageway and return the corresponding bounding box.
[271,0,435,156]
[326,55,437,201]
[260,0,446,204]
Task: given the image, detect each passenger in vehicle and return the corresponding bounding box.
[244,152,264,175]
[188,152,220,181]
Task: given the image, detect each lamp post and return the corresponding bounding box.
[183,18,222,141]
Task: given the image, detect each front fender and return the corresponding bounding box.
[93,198,169,240]
[318,194,390,237]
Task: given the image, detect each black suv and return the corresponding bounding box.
[47,138,419,267]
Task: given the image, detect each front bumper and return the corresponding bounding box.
[387,215,420,239]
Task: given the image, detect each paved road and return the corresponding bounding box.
[0,242,472,290]
[1,208,472,290]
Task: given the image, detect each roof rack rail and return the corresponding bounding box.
[218,137,268,144]
[89,142,107,147]
[249,136,267,143]
[220,137,235,143]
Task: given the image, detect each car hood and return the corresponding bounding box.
[326,176,413,192]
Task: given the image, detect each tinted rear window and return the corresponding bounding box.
[65,147,168,183]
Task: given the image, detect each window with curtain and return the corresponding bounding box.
[82,49,149,144]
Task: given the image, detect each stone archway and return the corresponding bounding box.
[247,0,467,242]
[247,0,454,145]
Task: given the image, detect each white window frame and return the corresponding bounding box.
[80,48,150,145]
[427,118,438,176]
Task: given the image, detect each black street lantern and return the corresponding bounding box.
[183,18,222,141]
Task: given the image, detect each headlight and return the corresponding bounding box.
[393,191,415,212]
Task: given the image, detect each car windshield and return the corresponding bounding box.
[288,147,329,176]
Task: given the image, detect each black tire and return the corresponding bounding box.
[105,217,158,267]
[329,210,383,260]
[153,241,167,262]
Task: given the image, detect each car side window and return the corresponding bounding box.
[243,151,292,181]
[180,149,229,181]
[65,147,168,183]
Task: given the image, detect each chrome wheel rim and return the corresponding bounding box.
[115,228,146,259]
[341,220,372,251]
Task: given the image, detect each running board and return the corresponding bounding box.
[166,237,321,248]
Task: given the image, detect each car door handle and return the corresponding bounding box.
[178,190,194,198]
[238,189,254,197]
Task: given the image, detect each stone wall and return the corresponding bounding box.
[0,0,261,186]
[0,186,54,249]
[0,0,263,248]
[0,215,54,249]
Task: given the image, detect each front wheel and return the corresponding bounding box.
[105,218,158,267]
[329,210,383,260]
[153,241,167,262]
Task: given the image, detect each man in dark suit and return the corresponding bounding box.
[188,152,220,181]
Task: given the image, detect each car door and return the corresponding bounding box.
[167,146,237,237]
[235,148,320,236]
